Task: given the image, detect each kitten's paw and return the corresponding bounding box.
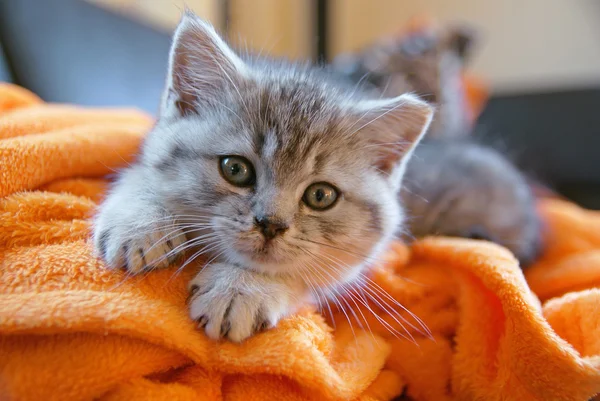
[94,219,187,273]
[188,264,299,342]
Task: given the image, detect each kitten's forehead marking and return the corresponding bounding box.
[249,81,341,187]
[261,129,279,161]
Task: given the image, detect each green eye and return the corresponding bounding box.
[303,182,339,210]
[220,156,255,187]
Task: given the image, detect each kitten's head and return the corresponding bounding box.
[142,13,432,285]
[333,25,475,139]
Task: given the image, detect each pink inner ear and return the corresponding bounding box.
[376,142,411,173]
[174,98,197,116]
[358,96,433,173]
[165,14,245,117]
[170,44,200,116]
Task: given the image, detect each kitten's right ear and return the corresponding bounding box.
[352,94,434,182]
[161,12,248,118]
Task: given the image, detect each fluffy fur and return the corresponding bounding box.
[93,12,433,342]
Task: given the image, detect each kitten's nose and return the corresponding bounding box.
[254,216,288,240]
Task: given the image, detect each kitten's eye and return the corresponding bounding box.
[303,182,339,210]
[220,156,255,187]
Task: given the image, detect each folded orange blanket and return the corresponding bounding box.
[1,83,599,401]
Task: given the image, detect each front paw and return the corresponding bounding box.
[188,264,299,342]
[93,217,187,273]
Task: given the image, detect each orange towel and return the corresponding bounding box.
[1,83,599,401]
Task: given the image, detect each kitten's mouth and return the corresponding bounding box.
[239,238,287,263]
[251,252,272,262]
[252,240,276,259]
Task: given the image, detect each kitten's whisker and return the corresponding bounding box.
[209,98,244,125]
[166,238,230,284]
[253,36,281,61]
[378,76,393,99]
[361,141,409,150]
[348,70,373,100]
[149,233,222,267]
[197,241,230,267]
[298,225,402,242]
[297,262,337,329]
[358,284,419,343]
[321,250,431,336]
[318,285,337,330]
[206,53,251,117]
[104,220,214,239]
[374,167,391,176]
[295,267,324,314]
[353,285,416,342]
[313,249,426,342]
[303,260,357,342]
[357,277,432,339]
[173,212,231,220]
[340,107,373,138]
[171,215,218,221]
[340,278,407,343]
[108,236,225,290]
[300,248,372,344]
[343,285,388,345]
[307,260,367,335]
[141,224,214,256]
[294,236,386,264]
[304,249,402,344]
[401,186,430,204]
[348,101,405,137]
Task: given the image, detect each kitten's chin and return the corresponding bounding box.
[220,243,293,275]
[225,236,296,269]
[231,252,297,275]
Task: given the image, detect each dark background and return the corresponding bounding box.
[1,0,598,208]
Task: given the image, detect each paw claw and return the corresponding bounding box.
[188,265,296,342]
[256,319,270,333]
[93,219,187,273]
[197,315,208,328]
[138,248,148,269]
[190,285,200,296]
[97,230,110,260]
[220,320,231,338]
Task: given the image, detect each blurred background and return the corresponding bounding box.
[0,0,599,207]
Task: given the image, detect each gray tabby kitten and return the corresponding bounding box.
[93,12,433,342]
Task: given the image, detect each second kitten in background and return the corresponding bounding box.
[333,23,543,265]
[332,23,475,140]
[402,140,541,265]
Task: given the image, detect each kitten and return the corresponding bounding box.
[401,140,542,265]
[333,24,543,266]
[332,24,475,140]
[93,12,433,342]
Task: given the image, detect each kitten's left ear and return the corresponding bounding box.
[353,94,433,180]
[161,11,248,118]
